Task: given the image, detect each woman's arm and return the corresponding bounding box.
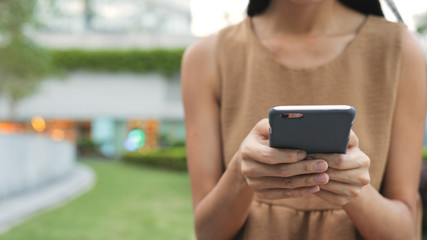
[182,35,255,240]
[183,35,331,240]
[342,29,426,240]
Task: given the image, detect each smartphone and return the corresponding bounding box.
[269,105,356,154]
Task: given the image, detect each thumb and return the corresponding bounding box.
[253,118,270,138]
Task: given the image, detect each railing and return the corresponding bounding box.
[0,134,76,200]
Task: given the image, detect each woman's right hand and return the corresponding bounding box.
[239,119,330,200]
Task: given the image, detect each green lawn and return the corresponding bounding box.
[0,159,194,240]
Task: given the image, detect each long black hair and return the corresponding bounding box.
[247,0,384,17]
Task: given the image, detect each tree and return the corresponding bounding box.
[83,0,95,30]
[0,0,54,120]
[416,12,427,74]
[417,13,427,35]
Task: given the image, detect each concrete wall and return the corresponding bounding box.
[0,72,183,121]
[0,134,75,200]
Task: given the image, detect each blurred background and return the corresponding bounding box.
[0,0,427,239]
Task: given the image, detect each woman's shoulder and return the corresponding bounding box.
[364,15,407,40]
[367,15,424,60]
[356,15,411,57]
[368,15,404,26]
[182,33,218,79]
[399,23,425,87]
[183,18,247,60]
[217,19,248,41]
[181,31,223,101]
[401,27,425,61]
[183,34,217,66]
[181,19,248,84]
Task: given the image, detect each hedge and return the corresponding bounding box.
[423,147,427,160]
[122,146,187,171]
[52,48,185,76]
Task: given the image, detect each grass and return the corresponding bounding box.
[0,158,194,240]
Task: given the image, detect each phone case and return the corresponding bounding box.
[269,105,356,154]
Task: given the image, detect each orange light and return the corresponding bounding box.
[0,122,24,134]
[51,129,65,141]
[31,116,46,132]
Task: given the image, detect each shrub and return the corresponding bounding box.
[52,48,185,76]
[170,141,186,147]
[423,147,427,160]
[77,137,100,156]
[122,146,187,171]
[420,148,427,232]
[420,162,427,232]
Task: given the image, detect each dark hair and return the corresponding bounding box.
[247,0,384,17]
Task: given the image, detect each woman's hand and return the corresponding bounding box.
[239,119,330,200]
[312,130,371,206]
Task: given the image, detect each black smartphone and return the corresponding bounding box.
[269,105,356,154]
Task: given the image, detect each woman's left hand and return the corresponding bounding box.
[311,130,371,206]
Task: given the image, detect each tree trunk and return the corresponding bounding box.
[83,0,94,30]
[8,97,18,122]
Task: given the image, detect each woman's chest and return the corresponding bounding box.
[259,33,356,69]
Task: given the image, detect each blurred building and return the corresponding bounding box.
[0,0,196,157]
[33,0,194,49]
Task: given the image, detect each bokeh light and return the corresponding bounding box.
[124,129,146,151]
[31,116,47,132]
[51,129,65,141]
[0,123,24,134]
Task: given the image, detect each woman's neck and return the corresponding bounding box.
[253,0,350,36]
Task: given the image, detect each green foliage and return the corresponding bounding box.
[422,147,427,160]
[0,37,54,100]
[417,14,427,35]
[52,49,185,76]
[0,0,37,36]
[0,0,55,118]
[77,137,100,156]
[170,141,186,147]
[122,147,187,171]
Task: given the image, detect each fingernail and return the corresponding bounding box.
[297,151,306,160]
[315,161,327,171]
[309,186,320,193]
[315,174,328,183]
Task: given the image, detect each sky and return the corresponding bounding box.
[190,0,427,37]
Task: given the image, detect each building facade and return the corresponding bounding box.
[1,0,195,157]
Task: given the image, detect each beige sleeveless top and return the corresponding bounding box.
[216,15,407,240]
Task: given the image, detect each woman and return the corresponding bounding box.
[181,0,426,239]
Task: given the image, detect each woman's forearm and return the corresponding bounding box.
[343,184,416,240]
[194,155,254,240]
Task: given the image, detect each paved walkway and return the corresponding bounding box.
[0,164,95,233]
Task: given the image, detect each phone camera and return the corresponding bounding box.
[280,113,303,119]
